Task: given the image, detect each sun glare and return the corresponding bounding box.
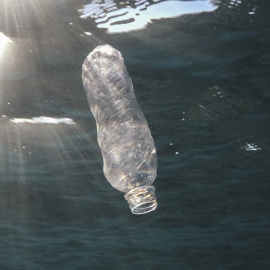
[0,32,14,59]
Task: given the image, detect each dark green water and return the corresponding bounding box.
[0,0,270,269]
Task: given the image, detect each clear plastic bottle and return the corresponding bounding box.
[82,44,158,214]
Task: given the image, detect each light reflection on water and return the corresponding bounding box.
[80,0,219,33]
[10,116,76,125]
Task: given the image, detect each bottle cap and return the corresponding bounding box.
[124,185,157,215]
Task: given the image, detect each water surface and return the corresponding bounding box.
[0,0,270,269]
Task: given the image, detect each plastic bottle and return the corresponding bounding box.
[82,44,157,214]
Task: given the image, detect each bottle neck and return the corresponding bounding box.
[124,185,157,215]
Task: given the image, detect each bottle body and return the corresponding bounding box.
[82,44,157,214]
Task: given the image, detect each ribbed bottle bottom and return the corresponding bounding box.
[124,185,157,215]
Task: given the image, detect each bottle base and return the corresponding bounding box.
[124,185,157,215]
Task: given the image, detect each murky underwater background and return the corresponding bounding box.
[0,0,270,269]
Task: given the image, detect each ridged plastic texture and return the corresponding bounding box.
[82,44,157,214]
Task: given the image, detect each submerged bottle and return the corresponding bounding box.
[82,44,157,214]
